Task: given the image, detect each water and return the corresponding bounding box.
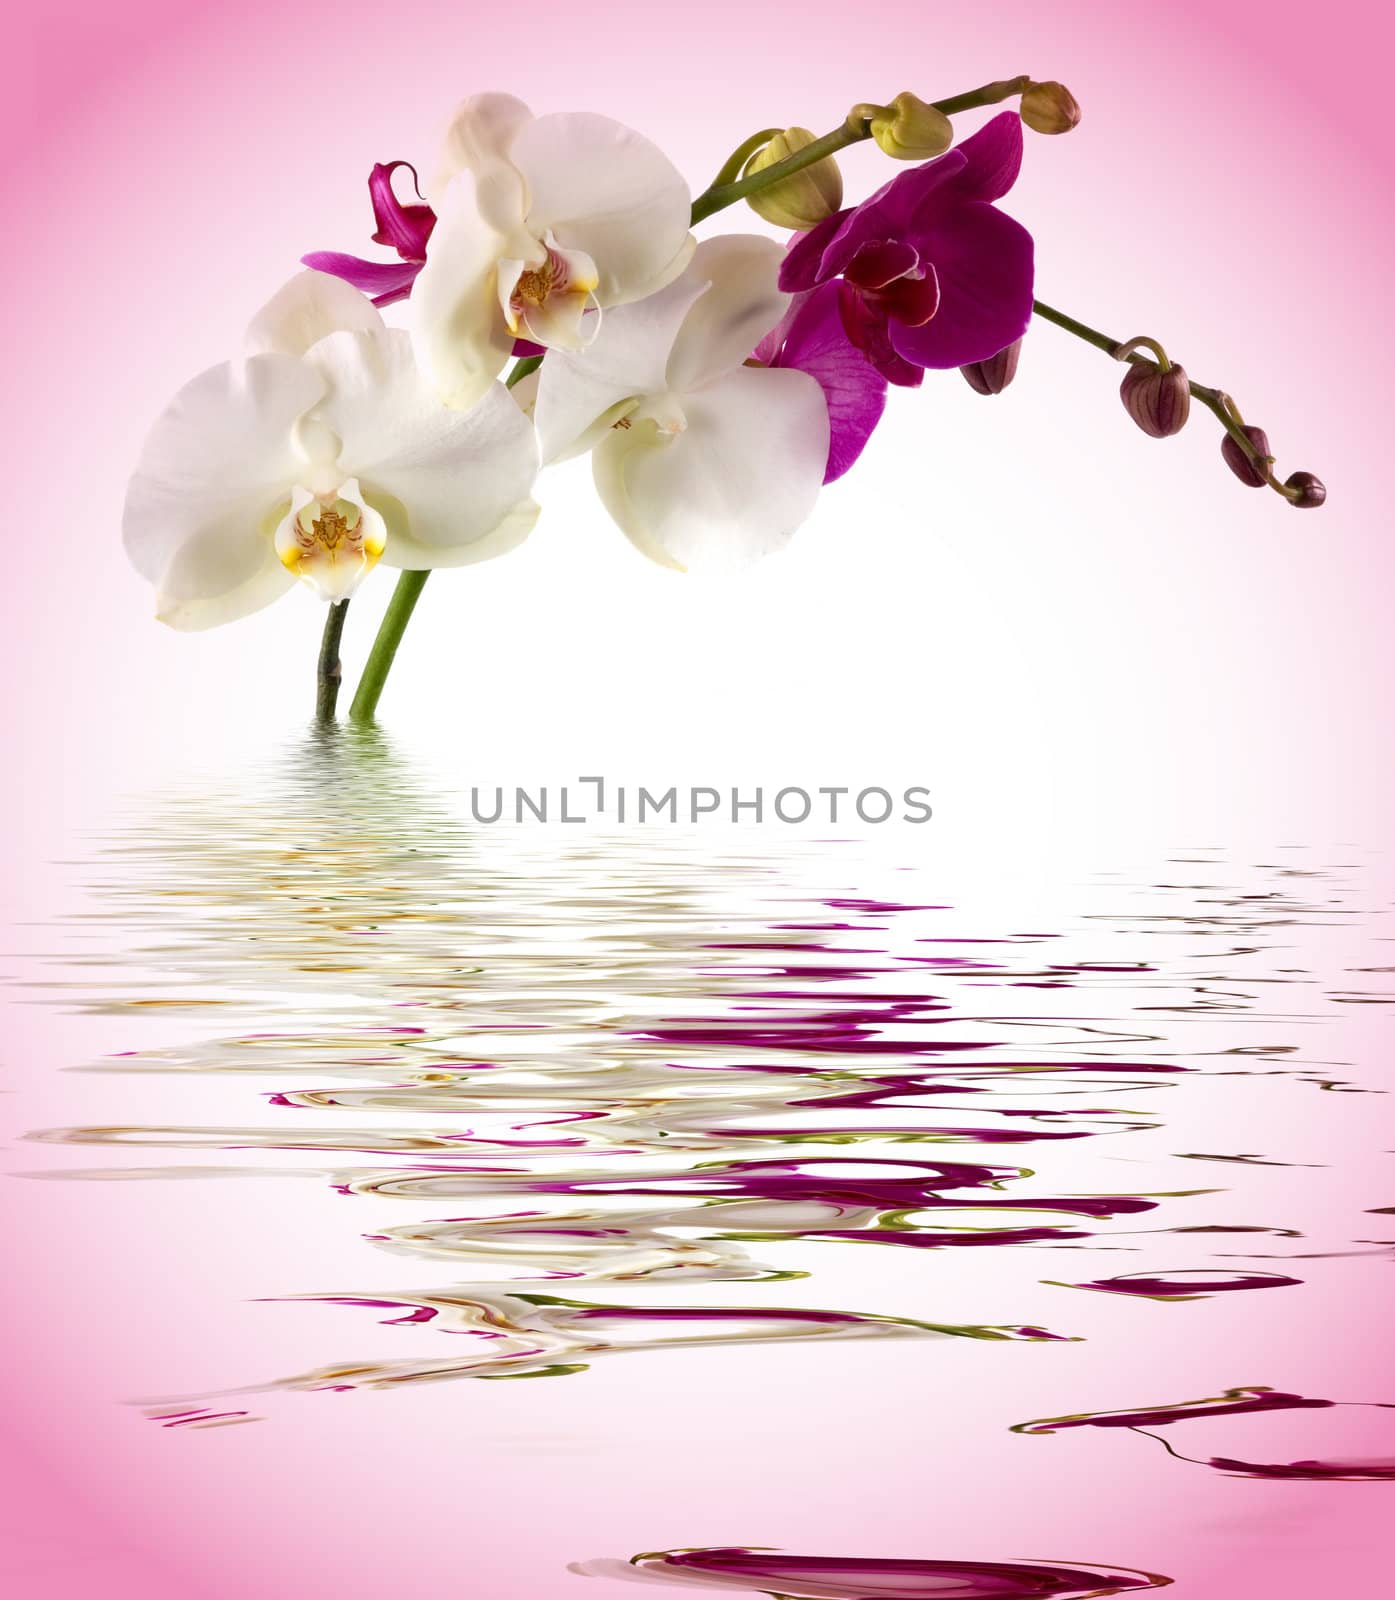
[6,732,1393,1597]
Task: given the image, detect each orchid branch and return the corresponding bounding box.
[689,76,1031,223]
[316,600,350,722]
[1031,299,1322,503]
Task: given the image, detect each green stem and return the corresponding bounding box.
[349,570,430,724]
[1031,297,1297,499]
[689,75,1030,223]
[709,127,784,190]
[315,600,350,723]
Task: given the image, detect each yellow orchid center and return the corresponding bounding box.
[275,488,386,603]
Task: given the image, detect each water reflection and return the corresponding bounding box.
[572,1548,1172,1597]
[18,732,1395,1481]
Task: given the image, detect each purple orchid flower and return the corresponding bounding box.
[303,161,436,308]
[779,111,1034,387]
[753,281,888,484]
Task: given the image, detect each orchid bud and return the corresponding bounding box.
[745,128,844,230]
[1119,362,1190,437]
[1020,81,1082,136]
[869,93,954,161]
[1284,470,1327,508]
[1221,426,1272,487]
[960,338,1022,395]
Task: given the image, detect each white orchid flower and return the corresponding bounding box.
[533,234,830,572]
[412,93,695,411]
[124,271,540,630]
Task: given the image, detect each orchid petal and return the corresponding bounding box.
[837,285,924,388]
[843,237,920,292]
[592,366,827,573]
[300,252,422,308]
[780,152,968,292]
[944,110,1024,205]
[511,112,693,305]
[433,91,533,228]
[308,328,540,568]
[889,203,1034,368]
[519,285,597,353]
[123,353,324,613]
[533,276,708,463]
[368,161,435,259]
[773,281,888,483]
[244,269,383,359]
[409,168,514,410]
[779,209,849,292]
[665,234,789,394]
[154,555,296,632]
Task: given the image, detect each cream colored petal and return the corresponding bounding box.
[665,234,789,394]
[244,270,384,359]
[155,549,296,631]
[409,169,514,410]
[592,366,827,573]
[123,353,324,609]
[309,327,540,566]
[432,90,533,230]
[511,112,692,305]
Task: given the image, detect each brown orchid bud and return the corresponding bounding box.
[960,339,1022,395]
[1284,471,1327,508]
[1119,363,1190,437]
[1221,426,1272,487]
[1020,81,1081,135]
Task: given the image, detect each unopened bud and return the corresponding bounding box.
[1220,426,1271,487]
[745,128,844,230]
[1119,363,1190,437]
[869,93,954,161]
[1284,470,1327,509]
[960,338,1022,395]
[1020,81,1081,136]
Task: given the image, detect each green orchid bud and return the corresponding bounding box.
[868,92,954,161]
[745,128,844,230]
[1020,80,1081,135]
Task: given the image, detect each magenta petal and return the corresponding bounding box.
[888,204,1034,369]
[838,283,924,389]
[876,263,941,328]
[368,161,435,260]
[946,110,1024,204]
[776,281,889,483]
[301,252,423,308]
[779,211,850,292]
[844,238,919,291]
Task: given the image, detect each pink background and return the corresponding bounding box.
[4,1,1393,1596]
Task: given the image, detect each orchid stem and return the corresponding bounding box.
[349,570,430,724]
[315,600,350,723]
[689,75,1030,223]
[1030,297,1300,499]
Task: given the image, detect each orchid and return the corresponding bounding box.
[123,270,539,630]
[779,111,1034,386]
[534,235,829,572]
[303,162,435,308]
[124,75,1326,724]
[411,94,695,412]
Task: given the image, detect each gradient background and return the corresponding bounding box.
[3,0,1393,1594]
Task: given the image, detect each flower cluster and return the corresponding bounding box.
[123,79,1325,718]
